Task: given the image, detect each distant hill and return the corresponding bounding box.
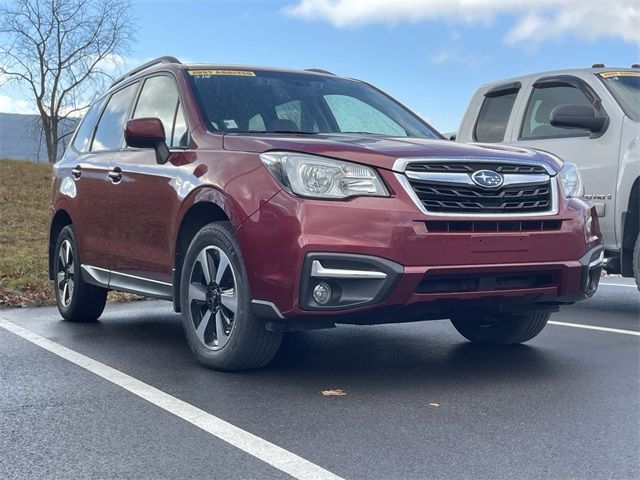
[0,112,79,163]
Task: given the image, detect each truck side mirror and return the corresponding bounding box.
[550,104,606,133]
[125,117,170,164]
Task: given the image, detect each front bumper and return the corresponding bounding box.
[236,183,602,323]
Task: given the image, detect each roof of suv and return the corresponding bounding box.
[478,66,639,90]
[108,56,342,94]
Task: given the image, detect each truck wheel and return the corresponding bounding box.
[451,312,550,345]
[633,234,640,291]
[54,225,108,322]
[179,221,283,371]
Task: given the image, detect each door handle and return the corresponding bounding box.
[108,167,122,183]
[71,166,82,179]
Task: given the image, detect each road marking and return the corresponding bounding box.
[549,321,640,336]
[599,282,638,289]
[0,318,344,480]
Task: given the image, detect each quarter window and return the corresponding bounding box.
[474,90,518,142]
[133,75,187,147]
[521,85,592,139]
[92,83,138,151]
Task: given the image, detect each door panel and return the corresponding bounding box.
[71,152,114,270]
[107,149,179,284]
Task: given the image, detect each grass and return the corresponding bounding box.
[0,159,140,308]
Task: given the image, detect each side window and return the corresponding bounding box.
[521,85,592,139]
[474,90,518,142]
[72,97,106,152]
[92,83,138,151]
[133,75,187,147]
[324,95,406,136]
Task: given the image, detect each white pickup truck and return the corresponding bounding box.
[456,66,640,288]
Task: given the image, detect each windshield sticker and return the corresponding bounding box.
[599,71,640,78]
[188,69,255,77]
[223,119,238,129]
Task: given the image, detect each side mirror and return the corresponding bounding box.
[550,104,606,133]
[125,117,170,164]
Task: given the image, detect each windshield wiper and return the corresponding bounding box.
[250,130,320,135]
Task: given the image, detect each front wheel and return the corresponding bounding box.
[179,222,283,371]
[451,312,551,345]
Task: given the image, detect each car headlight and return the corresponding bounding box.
[558,161,584,198]
[260,152,389,199]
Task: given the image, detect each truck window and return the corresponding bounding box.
[521,85,591,139]
[474,90,518,143]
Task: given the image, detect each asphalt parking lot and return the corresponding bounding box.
[1,278,638,480]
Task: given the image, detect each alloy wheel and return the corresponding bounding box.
[187,246,238,350]
[56,239,75,307]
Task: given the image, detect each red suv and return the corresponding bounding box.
[49,57,604,370]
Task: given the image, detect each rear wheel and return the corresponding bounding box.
[54,225,107,322]
[451,311,550,345]
[179,222,283,371]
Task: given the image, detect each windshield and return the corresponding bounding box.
[598,71,640,121]
[187,69,441,138]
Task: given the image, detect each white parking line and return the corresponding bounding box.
[0,318,344,480]
[599,282,638,289]
[549,321,640,336]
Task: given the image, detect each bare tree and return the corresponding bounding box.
[0,0,135,163]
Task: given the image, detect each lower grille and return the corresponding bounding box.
[426,220,562,233]
[417,271,554,294]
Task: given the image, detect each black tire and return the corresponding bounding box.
[633,234,640,291]
[179,221,283,371]
[54,225,107,322]
[451,311,551,345]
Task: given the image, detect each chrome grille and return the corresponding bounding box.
[395,159,557,217]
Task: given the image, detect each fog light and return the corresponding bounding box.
[312,282,332,305]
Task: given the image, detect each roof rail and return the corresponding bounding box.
[591,63,605,68]
[632,64,640,69]
[305,68,335,75]
[111,56,181,87]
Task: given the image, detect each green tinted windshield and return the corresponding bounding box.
[187,69,441,138]
[598,72,640,121]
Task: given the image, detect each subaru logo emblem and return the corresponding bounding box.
[471,170,504,188]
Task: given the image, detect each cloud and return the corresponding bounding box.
[0,95,35,114]
[430,31,489,66]
[284,0,640,45]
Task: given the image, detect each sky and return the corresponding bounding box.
[1,0,639,133]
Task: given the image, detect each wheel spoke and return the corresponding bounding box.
[62,282,69,305]
[220,289,237,314]
[215,310,229,347]
[64,241,71,265]
[197,250,214,284]
[196,310,212,344]
[189,283,207,303]
[57,271,65,288]
[58,248,66,269]
[215,253,229,284]
[67,278,74,299]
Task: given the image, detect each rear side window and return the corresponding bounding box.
[72,97,106,152]
[133,75,187,147]
[92,82,138,151]
[521,85,591,139]
[324,94,406,136]
[474,90,518,142]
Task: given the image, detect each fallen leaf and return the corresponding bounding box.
[321,389,346,397]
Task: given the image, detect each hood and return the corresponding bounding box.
[221,133,563,173]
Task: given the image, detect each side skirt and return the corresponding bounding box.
[81,265,173,300]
